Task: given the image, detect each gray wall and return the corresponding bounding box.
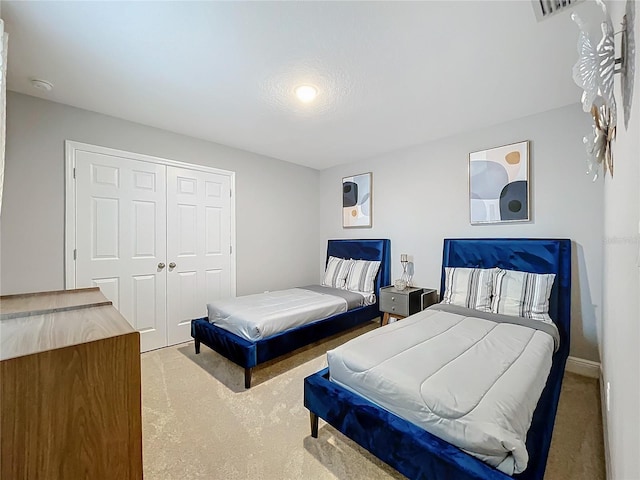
[0,92,607,364]
[319,103,602,362]
[601,1,640,477]
[0,92,320,296]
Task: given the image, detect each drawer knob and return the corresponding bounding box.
[391,296,395,301]
[391,306,396,311]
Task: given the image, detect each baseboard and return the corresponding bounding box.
[599,371,612,479]
[565,356,600,378]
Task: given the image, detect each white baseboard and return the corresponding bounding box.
[599,372,612,479]
[565,356,601,378]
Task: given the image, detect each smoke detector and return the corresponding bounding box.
[30,78,54,92]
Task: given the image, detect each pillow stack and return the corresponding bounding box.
[322,256,381,296]
[345,259,382,295]
[441,266,556,323]
[441,267,495,312]
[491,269,555,323]
[322,256,354,289]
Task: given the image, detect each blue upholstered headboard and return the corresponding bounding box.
[326,239,391,303]
[441,238,571,353]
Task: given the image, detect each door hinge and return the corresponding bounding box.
[230,245,232,254]
[230,189,232,198]
[73,167,76,179]
[73,249,77,260]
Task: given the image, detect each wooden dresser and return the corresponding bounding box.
[0,287,143,480]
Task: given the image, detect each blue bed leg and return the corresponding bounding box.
[195,338,200,354]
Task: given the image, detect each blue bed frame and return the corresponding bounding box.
[191,239,391,388]
[304,238,571,480]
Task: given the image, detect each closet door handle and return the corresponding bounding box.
[169,262,177,269]
[158,263,166,269]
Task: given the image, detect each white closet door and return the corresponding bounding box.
[166,166,231,346]
[75,150,168,352]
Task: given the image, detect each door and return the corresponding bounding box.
[70,142,235,352]
[166,167,232,345]
[75,150,168,352]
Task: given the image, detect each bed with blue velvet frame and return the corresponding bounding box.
[304,238,571,480]
[191,238,391,388]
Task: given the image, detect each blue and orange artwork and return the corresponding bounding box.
[343,172,372,228]
[469,141,529,224]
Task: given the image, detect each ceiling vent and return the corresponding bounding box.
[532,0,585,21]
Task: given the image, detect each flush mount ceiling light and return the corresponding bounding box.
[294,85,318,103]
[30,78,53,92]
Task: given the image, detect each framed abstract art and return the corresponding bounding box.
[342,172,372,228]
[469,141,530,224]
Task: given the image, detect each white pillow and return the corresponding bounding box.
[441,267,496,312]
[322,256,353,289]
[491,268,556,323]
[345,259,381,294]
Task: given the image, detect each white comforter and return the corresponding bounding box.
[327,305,557,474]
[208,288,350,341]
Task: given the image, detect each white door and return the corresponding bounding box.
[166,166,232,345]
[69,142,235,353]
[75,150,168,352]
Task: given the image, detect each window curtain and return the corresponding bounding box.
[0,19,7,215]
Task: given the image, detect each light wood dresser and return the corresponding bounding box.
[0,287,143,480]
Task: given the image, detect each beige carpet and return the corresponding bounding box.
[141,321,605,480]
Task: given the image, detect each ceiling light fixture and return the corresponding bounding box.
[294,85,318,103]
[30,78,54,92]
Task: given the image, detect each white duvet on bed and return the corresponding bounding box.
[327,305,556,475]
[208,288,354,341]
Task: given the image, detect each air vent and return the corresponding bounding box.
[532,0,585,21]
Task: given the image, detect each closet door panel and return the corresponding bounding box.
[75,151,167,352]
[166,167,231,346]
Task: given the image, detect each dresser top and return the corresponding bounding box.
[0,287,111,319]
[0,288,136,361]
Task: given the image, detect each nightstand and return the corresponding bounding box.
[379,286,438,326]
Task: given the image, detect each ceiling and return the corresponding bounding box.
[1,1,603,170]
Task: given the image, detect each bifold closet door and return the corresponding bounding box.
[75,151,168,352]
[73,146,234,352]
[165,166,232,346]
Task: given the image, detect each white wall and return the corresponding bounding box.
[601,1,640,477]
[319,103,602,361]
[0,92,320,296]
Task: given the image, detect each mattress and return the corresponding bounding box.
[208,286,365,341]
[327,304,559,475]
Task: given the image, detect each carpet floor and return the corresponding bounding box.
[141,320,606,480]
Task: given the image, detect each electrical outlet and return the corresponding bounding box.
[606,381,611,412]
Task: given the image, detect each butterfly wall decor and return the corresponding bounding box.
[571,0,635,180]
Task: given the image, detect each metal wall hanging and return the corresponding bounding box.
[621,0,636,130]
[571,0,636,180]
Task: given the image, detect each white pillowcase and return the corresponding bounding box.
[345,259,381,295]
[322,256,353,289]
[491,269,556,323]
[441,267,496,312]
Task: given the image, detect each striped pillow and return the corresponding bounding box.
[441,267,496,312]
[345,259,381,294]
[322,256,353,289]
[491,269,556,323]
